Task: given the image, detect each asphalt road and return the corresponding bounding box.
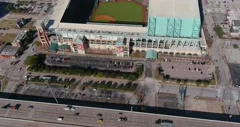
[0,98,239,127]
[201,0,239,115]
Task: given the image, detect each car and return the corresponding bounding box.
[155,119,162,124]
[57,116,64,121]
[70,107,75,111]
[5,104,21,110]
[98,118,103,124]
[97,113,103,117]
[118,116,127,121]
[28,105,34,109]
[2,104,11,109]
[64,58,70,61]
[64,105,75,111]
[74,112,80,116]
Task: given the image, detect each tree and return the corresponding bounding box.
[24,55,39,66]
[109,72,117,78]
[5,3,15,11]
[196,80,202,86]
[176,79,182,84]
[96,72,104,77]
[127,74,137,81]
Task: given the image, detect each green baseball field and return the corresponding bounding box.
[91,1,144,23]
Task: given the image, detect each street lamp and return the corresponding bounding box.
[45,80,59,104]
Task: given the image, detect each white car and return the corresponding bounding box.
[57,117,64,121]
[70,107,75,111]
[64,107,70,111]
[64,106,75,111]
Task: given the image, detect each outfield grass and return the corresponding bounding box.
[92,1,143,23]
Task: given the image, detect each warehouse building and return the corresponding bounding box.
[36,0,207,58]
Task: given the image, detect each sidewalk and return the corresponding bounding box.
[30,71,135,83]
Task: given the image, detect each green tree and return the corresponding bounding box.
[127,74,137,81]
[24,55,39,66]
[96,72,104,77]
[5,4,15,11]
[109,72,117,78]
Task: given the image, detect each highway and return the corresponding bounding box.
[0,98,239,127]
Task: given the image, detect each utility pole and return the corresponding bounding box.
[45,80,59,104]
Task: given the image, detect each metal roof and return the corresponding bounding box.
[49,43,58,51]
[146,50,158,59]
[149,0,200,19]
[233,20,240,26]
[0,45,19,56]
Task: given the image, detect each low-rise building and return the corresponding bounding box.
[0,45,20,59]
[11,31,27,47]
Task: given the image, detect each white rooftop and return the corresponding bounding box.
[149,0,200,19]
[58,23,147,33]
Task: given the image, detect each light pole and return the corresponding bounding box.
[45,80,59,104]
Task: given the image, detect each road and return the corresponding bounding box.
[0,98,239,127]
[1,39,36,93]
[202,0,238,115]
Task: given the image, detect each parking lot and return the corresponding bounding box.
[155,93,180,109]
[46,55,138,72]
[228,63,240,87]
[20,76,141,105]
[161,57,213,80]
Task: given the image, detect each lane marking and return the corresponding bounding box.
[0,98,239,125]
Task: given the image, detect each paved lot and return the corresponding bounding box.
[155,93,180,109]
[228,63,240,87]
[161,58,213,80]
[20,81,139,105]
[185,96,224,114]
[0,98,239,127]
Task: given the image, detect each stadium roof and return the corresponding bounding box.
[149,0,200,19]
[50,0,147,33]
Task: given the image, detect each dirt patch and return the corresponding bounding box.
[94,15,116,22]
[155,92,180,109]
[184,96,224,113]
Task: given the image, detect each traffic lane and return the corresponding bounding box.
[0,100,153,127]
[0,117,85,127]
[0,99,239,127]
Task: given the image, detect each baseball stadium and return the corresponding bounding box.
[36,0,207,58]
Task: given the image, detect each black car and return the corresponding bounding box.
[97,113,103,117]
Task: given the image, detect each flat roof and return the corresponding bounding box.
[50,0,70,28]
[0,45,19,56]
[149,0,200,19]
[58,23,147,33]
[227,10,240,20]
